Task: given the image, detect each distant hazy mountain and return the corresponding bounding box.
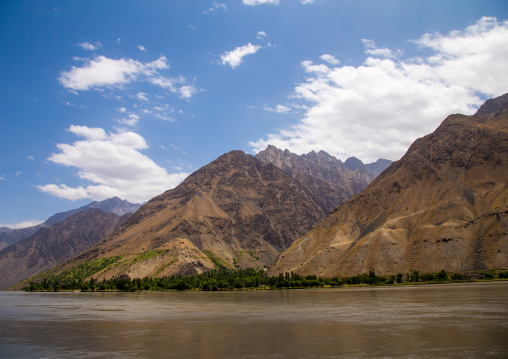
[44,196,142,226]
[0,209,131,289]
[269,93,508,277]
[33,151,326,283]
[255,146,391,214]
[0,197,141,249]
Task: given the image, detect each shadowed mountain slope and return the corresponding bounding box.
[0,209,130,289]
[269,94,508,277]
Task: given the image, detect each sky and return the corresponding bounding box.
[1,0,507,228]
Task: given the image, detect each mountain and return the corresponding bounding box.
[44,196,142,226]
[0,209,130,289]
[255,146,391,214]
[0,225,46,251]
[0,197,141,249]
[269,94,508,277]
[34,151,325,282]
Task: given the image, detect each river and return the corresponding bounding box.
[1,282,507,358]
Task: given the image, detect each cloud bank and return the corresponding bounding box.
[38,125,189,203]
[250,17,508,162]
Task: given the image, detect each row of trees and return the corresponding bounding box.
[24,268,504,292]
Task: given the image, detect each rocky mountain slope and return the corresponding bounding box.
[269,94,508,277]
[0,225,46,251]
[36,151,325,282]
[0,197,141,250]
[0,209,130,289]
[255,146,391,214]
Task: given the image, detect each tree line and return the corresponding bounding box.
[24,268,508,292]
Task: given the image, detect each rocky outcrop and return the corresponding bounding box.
[269,94,508,277]
[255,146,391,214]
[0,209,130,289]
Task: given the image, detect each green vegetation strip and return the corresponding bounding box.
[24,268,508,292]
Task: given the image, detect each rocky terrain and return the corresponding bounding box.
[255,146,391,214]
[269,94,508,277]
[39,151,325,282]
[0,209,131,289]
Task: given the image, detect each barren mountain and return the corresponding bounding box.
[38,151,325,282]
[0,209,130,289]
[269,94,508,277]
[255,146,391,214]
[0,197,141,250]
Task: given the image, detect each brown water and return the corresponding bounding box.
[0,282,507,358]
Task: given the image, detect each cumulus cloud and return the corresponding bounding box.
[362,39,398,58]
[138,44,147,52]
[243,0,279,5]
[220,43,263,69]
[78,41,102,51]
[59,54,199,100]
[59,55,169,91]
[38,125,189,203]
[250,17,508,162]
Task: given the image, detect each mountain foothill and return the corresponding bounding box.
[2,93,508,289]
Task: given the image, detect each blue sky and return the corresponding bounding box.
[1,0,507,227]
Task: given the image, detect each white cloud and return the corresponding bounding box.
[27,156,34,160]
[362,39,397,58]
[117,114,140,127]
[243,0,279,5]
[250,17,508,163]
[59,55,169,91]
[78,41,102,51]
[257,31,267,40]
[0,176,5,181]
[149,76,198,99]
[220,43,263,69]
[0,219,44,229]
[117,107,127,113]
[301,0,315,3]
[136,92,149,102]
[38,126,189,203]
[138,44,147,52]
[264,104,291,113]
[204,3,228,14]
[320,54,339,65]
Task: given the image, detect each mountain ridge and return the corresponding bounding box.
[268,93,508,277]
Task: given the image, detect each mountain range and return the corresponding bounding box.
[6,93,508,289]
[255,146,391,214]
[268,93,508,277]
[0,209,131,289]
[0,197,141,289]
[0,197,142,250]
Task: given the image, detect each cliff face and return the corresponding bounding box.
[255,146,391,214]
[44,151,325,282]
[0,209,129,289]
[269,95,508,277]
